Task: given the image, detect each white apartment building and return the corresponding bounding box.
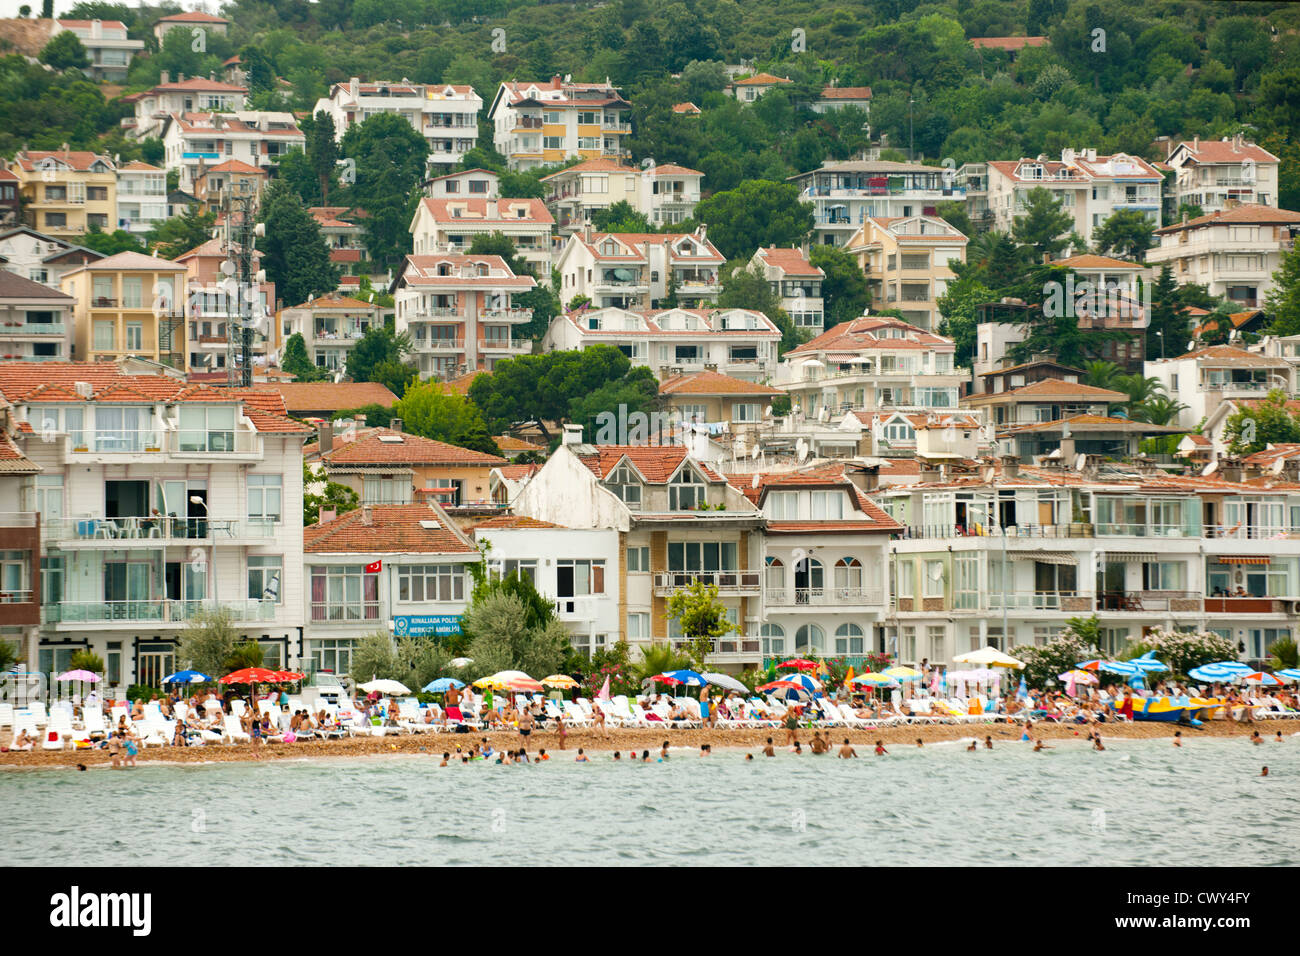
[846,215,968,332]
[1147,205,1300,310]
[469,517,622,659]
[0,227,104,292]
[775,315,964,420]
[115,161,168,236]
[985,148,1163,248]
[749,247,825,333]
[875,459,1300,667]
[556,228,724,310]
[302,502,477,678]
[0,270,75,363]
[152,11,230,46]
[126,74,248,141]
[1145,345,1296,431]
[279,292,385,375]
[789,159,965,247]
[313,79,481,171]
[1166,136,1280,215]
[409,197,554,276]
[488,77,631,171]
[543,306,780,382]
[424,168,499,200]
[514,438,766,669]
[51,19,144,82]
[161,112,306,194]
[391,253,535,379]
[541,159,703,234]
[2,363,309,693]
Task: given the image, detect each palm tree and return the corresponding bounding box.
[1114,373,1167,408]
[632,642,694,686]
[1131,395,1187,425]
[1083,360,1123,391]
[0,640,19,672]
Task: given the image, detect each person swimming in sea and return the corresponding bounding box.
[838,738,857,758]
[762,737,776,757]
[966,739,977,752]
[1173,732,1182,747]
[1033,738,1052,752]
[874,740,888,756]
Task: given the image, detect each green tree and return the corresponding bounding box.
[1009,629,1099,690]
[333,403,395,428]
[632,642,696,686]
[303,461,360,525]
[345,327,412,385]
[67,648,105,673]
[1093,209,1155,261]
[1223,389,1300,455]
[1266,243,1300,337]
[260,179,340,307]
[147,207,216,260]
[281,332,330,382]
[463,591,569,678]
[224,641,266,671]
[0,640,20,671]
[1082,360,1124,391]
[568,365,659,443]
[394,381,494,446]
[808,244,869,329]
[81,227,145,256]
[468,346,633,433]
[665,579,736,670]
[176,607,240,678]
[1208,16,1271,90]
[40,32,90,71]
[591,200,651,233]
[1011,186,1073,261]
[1148,265,1191,360]
[451,417,502,457]
[306,110,340,205]
[341,113,428,267]
[936,273,992,367]
[718,265,804,354]
[694,179,814,259]
[351,631,403,682]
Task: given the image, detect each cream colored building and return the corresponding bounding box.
[313,79,481,171]
[542,159,703,234]
[1166,136,1280,215]
[12,150,117,242]
[60,252,188,369]
[488,77,631,171]
[846,216,967,331]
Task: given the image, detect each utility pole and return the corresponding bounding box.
[221,181,266,387]
[908,95,914,161]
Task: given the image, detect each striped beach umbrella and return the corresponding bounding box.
[1188,663,1240,682]
[1129,651,1169,673]
[1238,671,1282,686]
[1276,668,1300,682]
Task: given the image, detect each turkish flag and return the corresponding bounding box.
[365,560,382,573]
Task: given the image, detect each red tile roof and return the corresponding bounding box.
[787,315,952,356]
[967,378,1127,402]
[753,246,823,278]
[731,73,791,86]
[1055,254,1143,270]
[659,370,782,397]
[818,86,873,99]
[576,445,724,483]
[156,11,230,22]
[1171,345,1289,367]
[494,463,540,481]
[970,36,1049,50]
[15,150,113,173]
[466,515,564,530]
[419,197,553,225]
[1173,140,1278,166]
[256,382,398,414]
[304,503,476,554]
[1155,204,1300,235]
[494,434,545,452]
[323,428,506,466]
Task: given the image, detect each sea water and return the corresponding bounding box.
[2,737,1297,866]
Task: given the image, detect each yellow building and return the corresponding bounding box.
[488,78,631,171]
[60,251,188,369]
[13,149,117,242]
[845,216,968,332]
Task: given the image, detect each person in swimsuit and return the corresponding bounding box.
[124,732,138,767]
[838,738,857,758]
[108,732,122,769]
[874,740,888,755]
[783,708,799,746]
[517,707,534,739]
[249,704,263,760]
[444,685,462,726]
[762,737,775,757]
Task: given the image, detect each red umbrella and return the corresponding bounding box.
[269,671,305,682]
[219,667,280,685]
[757,679,809,693]
[778,658,819,672]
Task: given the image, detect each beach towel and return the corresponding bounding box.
[446,706,463,721]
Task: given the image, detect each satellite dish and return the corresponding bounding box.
[928,563,945,582]
[1186,341,1195,352]
[751,473,760,488]
[1271,457,1286,475]
[1202,461,1218,476]
[798,445,809,463]
[818,406,830,422]
[1046,447,1063,460]
[764,405,773,418]
[1075,453,1087,471]
[751,444,761,460]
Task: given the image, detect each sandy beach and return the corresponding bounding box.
[4,717,1297,769]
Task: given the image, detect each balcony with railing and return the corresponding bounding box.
[0,320,65,336]
[669,635,762,663]
[653,571,762,595]
[169,429,260,457]
[894,524,1097,541]
[412,336,465,353]
[1096,590,1200,612]
[478,335,530,353]
[479,307,533,322]
[310,602,382,623]
[46,515,276,544]
[1203,596,1291,614]
[45,599,276,626]
[766,586,885,607]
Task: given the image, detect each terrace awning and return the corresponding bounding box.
[1215,555,1270,565]
[1103,552,1157,563]
[1017,552,1077,565]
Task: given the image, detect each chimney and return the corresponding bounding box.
[361,505,373,526]
[1219,456,1243,484]
[178,73,185,83]
[486,200,498,218]
[209,71,215,82]
[350,77,359,99]
[161,71,170,85]
[919,460,943,483]
[847,464,879,492]
[562,423,583,446]
[999,454,1020,480]
[390,417,402,433]
[316,420,334,454]
[1283,458,1300,482]
[1193,135,1199,151]
[319,508,336,524]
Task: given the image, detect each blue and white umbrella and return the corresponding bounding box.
[652,669,708,687]
[1209,660,1252,674]
[1276,668,1300,683]
[1129,651,1169,673]
[162,669,212,684]
[1017,676,1030,701]
[423,677,466,693]
[1188,663,1240,682]
[776,671,822,692]
[1099,660,1142,676]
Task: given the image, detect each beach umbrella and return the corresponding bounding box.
[651,669,707,687]
[884,666,922,681]
[220,667,280,685]
[1074,659,1105,671]
[269,671,305,682]
[1017,676,1030,701]
[1099,660,1142,676]
[56,669,101,682]
[162,670,211,685]
[701,672,748,694]
[1276,668,1300,682]
[849,672,898,687]
[474,670,536,691]
[1058,670,1099,685]
[596,675,611,701]
[1128,652,1169,673]
[506,675,545,693]
[423,677,465,693]
[1238,671,1282,686]
[758,679,815,700]
[542,675,580,689]
[358,678,411,695]
[777,672,821,692]
[1188,663,1242,683]
[778,658,819,672]
[449,657,474,668]
[1208,661,1252,675]
[953,646,1025,669]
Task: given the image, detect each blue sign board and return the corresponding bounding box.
[392,614,461,637]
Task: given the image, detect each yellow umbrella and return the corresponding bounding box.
[542,674,579,688]
[472,675,512,690]
[851,672,896,686]
[884,665,922,680]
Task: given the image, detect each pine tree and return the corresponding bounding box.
[1012,187,1074,262]
[306,111,339,205]
[260,180,340,307]
[1266,243,1300,337]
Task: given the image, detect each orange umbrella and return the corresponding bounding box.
[219,667,279,685]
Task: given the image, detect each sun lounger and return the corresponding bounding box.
[0,703,13,728]
[562,700,592,727]
[222,715,250,743]
[28,701,48,727]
